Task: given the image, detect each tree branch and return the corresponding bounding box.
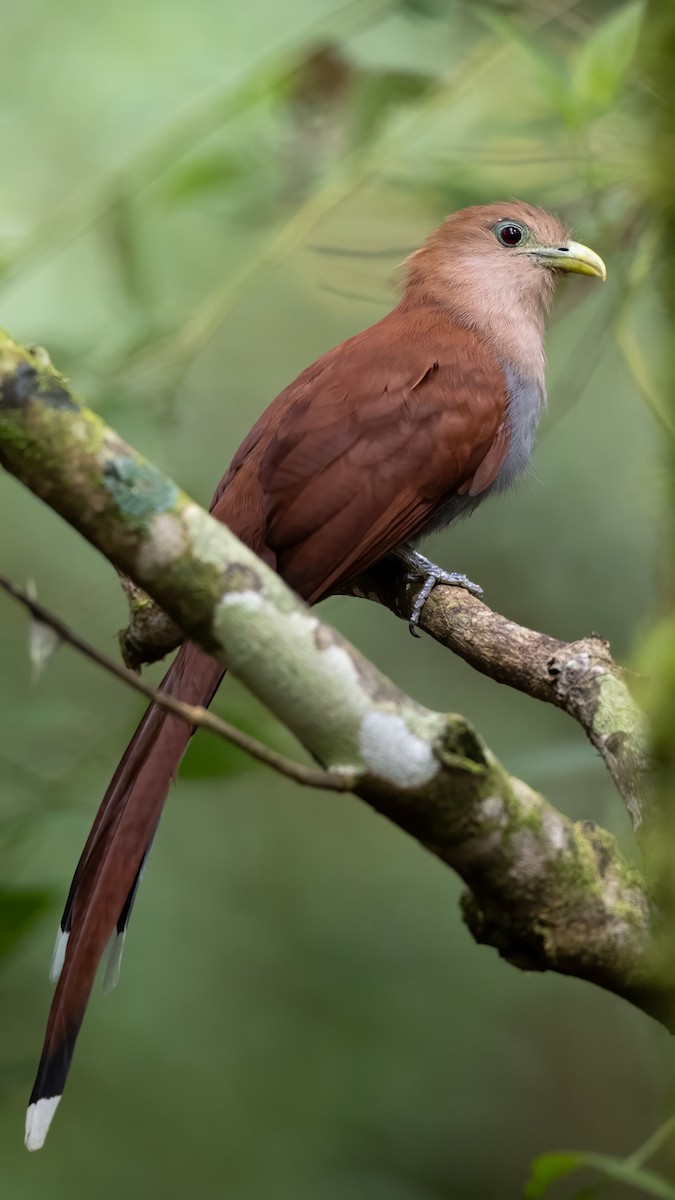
[0,575,358,793]
[0,329,665,1028]
[349,560,651,831]
[117,518,650,831]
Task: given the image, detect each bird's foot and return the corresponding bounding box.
[396,549,483,637]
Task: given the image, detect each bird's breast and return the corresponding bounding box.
[493,366,546,495]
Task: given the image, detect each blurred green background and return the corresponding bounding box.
[0,0,667,1196]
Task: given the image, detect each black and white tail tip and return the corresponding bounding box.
[28,906,133,1150]
[25,1096,61,1152]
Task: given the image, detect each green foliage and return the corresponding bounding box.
[525,1117,675,1199]
[526,1152,675,1198]
[0,0,652,405]
[571,2,644,122]
[477,0,645,130]
[160,151,256,205]
[348,67,434,154]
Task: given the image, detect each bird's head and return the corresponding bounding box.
[404,200,606,380]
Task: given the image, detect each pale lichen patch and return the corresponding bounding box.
[541,809,567,854]
[137,514,187,574]
[318,640,362,694]
[510,828,547,881]
[182,502,238,570]
[102,428,128,457]
[219,589,267,614]
[283,609,321,641]
[69,416,91,446]
[359,710,439,788]
[481,795,507,826]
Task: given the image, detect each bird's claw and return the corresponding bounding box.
[400,551,483,636]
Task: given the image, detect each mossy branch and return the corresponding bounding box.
[117,490,650,832]
[0,328,666,1028]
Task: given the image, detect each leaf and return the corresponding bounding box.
[26,579,61,683]
[572,1,645,118]
[525,1150,675,1200]
[474,7,572,120]
[161,151,253,204]
[28,619,61,683]
[525,1152,585,1198]
[398,0,457,17]
[0,887,52,960]
[349,67,434,154]
[105,191,153,308]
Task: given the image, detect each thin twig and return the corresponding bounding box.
[0,576,358,794]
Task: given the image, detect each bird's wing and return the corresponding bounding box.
[248,312,510,602]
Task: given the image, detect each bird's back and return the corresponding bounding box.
[212,300,509,601]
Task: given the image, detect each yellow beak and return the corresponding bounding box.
[521,239,607,281]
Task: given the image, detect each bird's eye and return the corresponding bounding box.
[493,221,527,248]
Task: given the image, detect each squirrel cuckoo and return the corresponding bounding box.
[25,201,605,1149]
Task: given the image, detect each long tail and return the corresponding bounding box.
[25,641,224,1151]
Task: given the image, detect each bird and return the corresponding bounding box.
[24,200,605,1150]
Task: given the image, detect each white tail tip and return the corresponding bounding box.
[25,1095,61,1151]
[49,929,69,984]
[102,931,126,994]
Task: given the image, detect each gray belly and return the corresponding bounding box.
[418,367,546,538]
